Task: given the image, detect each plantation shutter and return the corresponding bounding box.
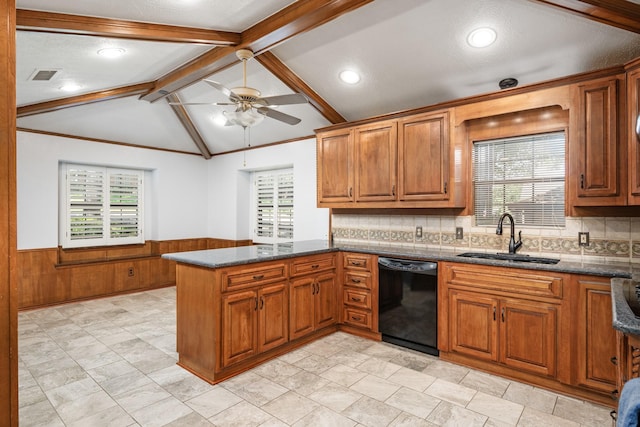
[67,166,105,243]
[63,164,144,248]
[253,169,294,243]
[473,132,565,227]
[109,169,143,240]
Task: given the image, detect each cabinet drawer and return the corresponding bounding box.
[222,263,287,292]
[343,288,371,309]
[343,307,372,329]
[443,263,564,299]
[343,253,373,271]
[290,253,336,277]
[344,271,372,290]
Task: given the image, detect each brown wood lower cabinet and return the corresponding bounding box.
[221,283,288,368]
[574,276,618,396]
[176,253,339,384]
[439,261,621,407]
[448,289,558,377]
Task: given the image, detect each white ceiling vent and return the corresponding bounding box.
[28,69,60,81]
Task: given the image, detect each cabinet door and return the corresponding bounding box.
[628,67,640,203]
[354,121,397,202]
[317,129,353,204]
[258,283,289,353]
[289,276,315,340]
[575,278,617,393]
[573,77,624,203]
[315,272,337,329]
[398,112,449,201]
[500,299,557,377]
[449,290,498,361]
[222,290,258,367]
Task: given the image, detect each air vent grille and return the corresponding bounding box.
[30,69,58,81]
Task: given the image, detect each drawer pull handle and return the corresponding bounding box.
[260,296,264,310]
[351,315,363,321]
[493,306,496,321]
[611,389,619,401]
[351,278,362,283]
[611,356,618,366]
[351,261,362,266]
[351,296,361,301]
[501,307,505,323]
[253,274,264,280]
[311,264,320,269]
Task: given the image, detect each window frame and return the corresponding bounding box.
[472,131,566,228]
[61,163,145,248]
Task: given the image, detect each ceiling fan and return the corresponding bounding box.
[173,49,309,128]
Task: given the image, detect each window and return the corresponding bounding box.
[252,169,294,244]
[62,163,144,248]
[473,132,565,227]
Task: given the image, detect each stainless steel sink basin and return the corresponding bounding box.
[457,252,560,264]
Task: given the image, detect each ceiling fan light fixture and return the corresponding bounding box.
[467,27,497,48]
[97,47,126,58]
[339,70,360,84]
[223,109,264,128]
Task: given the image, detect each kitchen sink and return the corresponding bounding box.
[457,252,560,264]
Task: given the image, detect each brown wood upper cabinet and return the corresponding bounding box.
[627,61,640,204]
[398,112,450,201]
[569,75,626,207]
[317,110,461,208]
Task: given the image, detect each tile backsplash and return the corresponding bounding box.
[331,214,640,264]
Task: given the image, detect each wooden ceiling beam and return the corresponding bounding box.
[17,82,154,117]
[530,0,640,33]
[256,51,346,124]
[16,9,241,45]
[140,0,373,102]
[166,93,212,159]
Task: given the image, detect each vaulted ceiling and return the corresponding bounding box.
[15,0,640,157]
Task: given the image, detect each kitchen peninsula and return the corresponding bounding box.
[164,240,640,407]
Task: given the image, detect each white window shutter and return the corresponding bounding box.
[253,169,294,244]
[62,164,144,248]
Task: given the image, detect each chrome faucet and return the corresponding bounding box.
[496,213,523,254]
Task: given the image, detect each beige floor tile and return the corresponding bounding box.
[552,395,614,427]
[276,370,331,396]
[308,382,363,412]
[518,406,581,427]
[466,391,524,425]
[55,390,119,425]
[129,395,193,427]
[66,404,136,427]
[387,366,436,391]
[320,363,368,387]
[114,382,172,413]
[502,382,558,414]
[292,406,357,427]
[389,412,438,426]
[350,374,401,401]
[208,400,272,427]
[341,396,402,427]
[261,390,320,424]
[460,370,511,397]
[422,359,470,383]
[19,399,65,427]
[355,357,402,379]
[385,386,441,418]
[425,378,477,407]
[426,401,488,426]
[186,386,243,418]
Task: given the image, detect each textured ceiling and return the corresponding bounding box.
[15,0,640,156]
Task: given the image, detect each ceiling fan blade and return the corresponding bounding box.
[168,102,236,106]
[256,93,308,106]
[257,107,301,125]
[203,80,240,102]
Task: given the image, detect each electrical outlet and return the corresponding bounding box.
[415,226,422,238]
[128,267,134,277]
[578,232,590,247]
[455,227,464,240]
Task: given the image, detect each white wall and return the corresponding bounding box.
[207,138,330,241]
[17,132,329,249]
[17,131,209,249]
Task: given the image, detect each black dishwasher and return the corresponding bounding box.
[378,257,438,355]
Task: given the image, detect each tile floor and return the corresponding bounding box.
[18,287,615,427]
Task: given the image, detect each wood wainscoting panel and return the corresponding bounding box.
[18,237,253,309]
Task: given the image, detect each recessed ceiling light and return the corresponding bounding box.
[59,82,82,92]
[339,70,360,84]
[97,47,126,58]
[467,27,497,48]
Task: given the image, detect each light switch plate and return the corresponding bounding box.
[415,226,422,238]
[578,232,589,247]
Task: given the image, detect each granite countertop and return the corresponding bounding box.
[163,239,640,335]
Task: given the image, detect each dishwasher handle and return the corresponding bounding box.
[378,257,437,274]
